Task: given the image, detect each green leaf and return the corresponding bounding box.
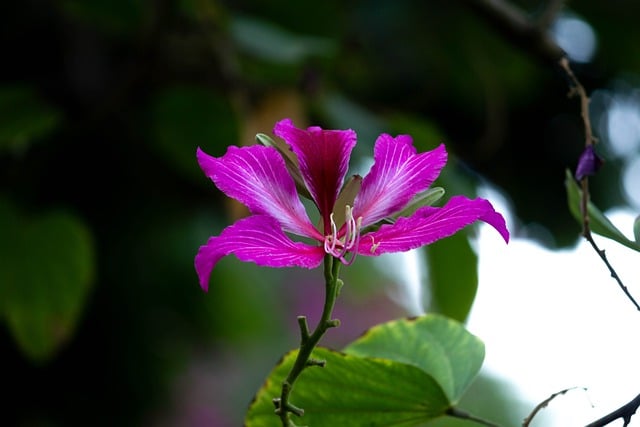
[565,169,640,252]
[0,85,61,152]
[390,187,445,221]
[634,215,640,243]
[344,314,484,404]
[230,15,335,65]
[426,232,478,322]
[245,347,450,427]
[0,199,95,364]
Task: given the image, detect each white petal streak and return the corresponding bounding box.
[355,138,447,226]
[199,146,320,239]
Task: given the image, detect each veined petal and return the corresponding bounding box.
[354,136,447,227]
[195,215,326,291]
[197,146,321,240]
[358,195,509,256]
[273,118,356,228]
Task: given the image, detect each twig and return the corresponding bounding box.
[585,392,640,427]
[523,387,587,427]
[557,57,595,233]
[536,0,566,29]
[558,57,640,311]
[459,0,565,65]
[462,0,639,311]
[583,235,640,310]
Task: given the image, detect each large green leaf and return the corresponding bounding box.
[247,315,485,427]
[245,347,450,427]
[0,199,95,364]
[344,314,484,404]
[565,169,640,252]
[426,232,478,322]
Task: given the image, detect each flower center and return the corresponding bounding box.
[323,205,362,265]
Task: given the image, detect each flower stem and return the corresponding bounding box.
[274,254,342,426]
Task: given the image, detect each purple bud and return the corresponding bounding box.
[575,145,604,181]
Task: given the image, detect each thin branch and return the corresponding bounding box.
[583,236,640,310]
[523,387,588,427]
[536,0,566,29]
[585,392,640,427]
[458,0,565,65]
[558,57,640,310]
[558,57,595,233]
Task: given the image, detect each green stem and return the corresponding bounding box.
[274,254,342,426]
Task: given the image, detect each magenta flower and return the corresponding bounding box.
[195,118,509,291]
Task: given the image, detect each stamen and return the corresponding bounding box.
[324,213,339,255]
[345,206,357,249]
[341,215,363,266]
[329,212,338,240]
[323,236,332,254]
[369,235,381,254]
[322,205,363,265]
[324,213,339,254]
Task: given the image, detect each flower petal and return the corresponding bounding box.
[197,145,321,240]
[195,215,326,291]
[358,195,509,256]
[273,118,356,228]
[354,136,447,227]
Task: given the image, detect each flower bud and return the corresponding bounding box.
[575,145,604,181]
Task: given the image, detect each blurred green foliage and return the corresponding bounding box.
[0,85,62,153]
[0,198,94,364]
[148,85,238,180]
[1,0,638,426]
